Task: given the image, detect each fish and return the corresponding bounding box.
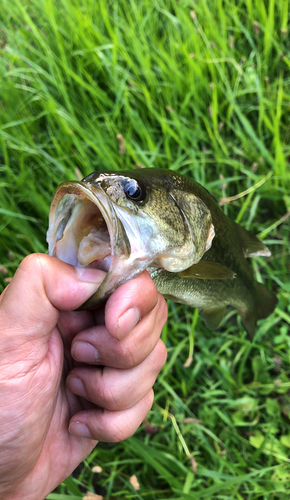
[47,168,278,337]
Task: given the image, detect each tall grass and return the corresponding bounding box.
[1,0,290,498]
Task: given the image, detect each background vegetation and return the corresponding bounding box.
[0,0,290,498]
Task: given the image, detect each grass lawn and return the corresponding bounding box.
[1,0,290,498]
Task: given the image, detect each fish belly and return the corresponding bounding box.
[152,270,277,338]
[152,270,253,329]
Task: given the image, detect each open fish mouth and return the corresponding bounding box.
[47,181,113,263]
[47,181,118,307]
[47,181,155,308]
[47,183,112,269]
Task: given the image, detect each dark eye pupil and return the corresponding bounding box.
[124,179,145,201]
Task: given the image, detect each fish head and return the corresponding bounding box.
[47,169,214,307]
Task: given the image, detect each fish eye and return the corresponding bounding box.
[124,179,146,202]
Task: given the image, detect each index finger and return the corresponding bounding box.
[103,271,166,340]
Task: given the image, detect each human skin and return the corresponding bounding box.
[0,254,168,500]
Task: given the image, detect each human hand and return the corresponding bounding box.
[0,254,167,500]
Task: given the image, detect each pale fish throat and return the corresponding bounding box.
[47,183,114,273]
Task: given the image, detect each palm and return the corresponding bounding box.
[3,310,97,499]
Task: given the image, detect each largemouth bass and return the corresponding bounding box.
[47,169,277,337]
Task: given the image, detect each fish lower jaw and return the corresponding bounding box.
[86,255,112,273]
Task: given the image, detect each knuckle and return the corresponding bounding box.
[144,276,159,301]
[141,279,159,310]
[144,388,154,408]
[72,368,122,411]
[19,253,49,277]
[103,418,133,442]
[130,273,158,309]
[92,391,154,442]
[156,339,168,366]
[117,341,137,369]
[98,383,120,411]
[149,340,167,375]
[157,294,168,326]
[18,254,50,298]
[19,253,41,272]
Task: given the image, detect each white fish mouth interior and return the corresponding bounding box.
[54,197,112,272]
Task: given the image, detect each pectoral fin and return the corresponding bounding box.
[236,224,271,258]
[178,261,236,279]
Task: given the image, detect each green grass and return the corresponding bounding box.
[1,0,290,498]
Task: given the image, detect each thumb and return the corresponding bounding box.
[0,253,106,363]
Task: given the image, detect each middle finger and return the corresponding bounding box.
[66,339,167,411]
[71,293,167,369]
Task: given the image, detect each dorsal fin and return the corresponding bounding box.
[235,223,271,258]
[178,261,236,279]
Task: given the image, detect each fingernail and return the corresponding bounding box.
[67,375,85,396]
[69,421,92,439]
[75,267,107,284]
[72,341,100,363]
[117,307,141,339]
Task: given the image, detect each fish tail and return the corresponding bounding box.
[241,282,278,339]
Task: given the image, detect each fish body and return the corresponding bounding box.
[47,169,277,336]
